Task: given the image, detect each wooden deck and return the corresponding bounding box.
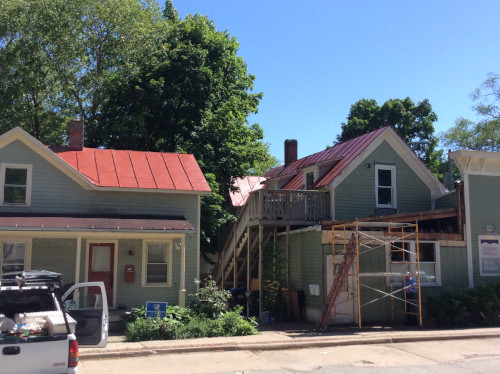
[214,189,330,286]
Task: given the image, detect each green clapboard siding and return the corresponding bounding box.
[335,141,431,220]
[435,191,457,209]
[468,175,500,285]
[1,140,201,308]
[0,140,199,225]
[31,238,77,284]
[286,231,323,311]
[319,243,469,323]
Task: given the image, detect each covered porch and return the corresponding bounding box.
[0,214,195,310]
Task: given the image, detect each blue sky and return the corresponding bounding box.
[170,1,500,162]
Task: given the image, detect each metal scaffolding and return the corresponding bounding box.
[329,221,422,327]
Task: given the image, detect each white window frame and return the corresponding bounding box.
[375,163,397,209]
[302,165,318,190]
[1,239,32,274]
[306,172,315,190]
[385,240,441,286]
[0,163,32,206]
[142,240,172,287]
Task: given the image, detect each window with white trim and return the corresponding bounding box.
[375,164,396,208]
[386,240,440,286]
[2,241,27,273]
[0,164,32,206]
[143,242,171,286]
[305,172,315,190]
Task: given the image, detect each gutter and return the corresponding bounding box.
[0,227,196,234]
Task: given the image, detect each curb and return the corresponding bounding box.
[79,331,500,361]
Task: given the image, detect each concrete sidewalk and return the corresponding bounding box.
[79,323,500,360]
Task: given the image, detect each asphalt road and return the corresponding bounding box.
[79,337,500,373]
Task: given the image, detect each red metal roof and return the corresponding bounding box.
[0,215,194,232]
[51,148,211,193]
[265,127,388,189]
[230,176,266,207]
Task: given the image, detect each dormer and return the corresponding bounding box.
[301,158,341,190]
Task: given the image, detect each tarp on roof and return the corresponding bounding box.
[230,176,266,207]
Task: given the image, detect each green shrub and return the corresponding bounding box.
[176,317,211,339]
[190,276,231,318]
[125,309,258,341]
[125,318,182,341]
[425,281,500,327]
[124,278,259,342]
[165,305,192,323]
[121,305,191,325]
[216,308,258,336]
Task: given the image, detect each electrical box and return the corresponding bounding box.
[125,265,135,283]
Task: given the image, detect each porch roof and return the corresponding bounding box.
[0,214,194,233]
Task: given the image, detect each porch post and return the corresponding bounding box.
[74,235,82,284]
[246,226,250,318]
[286,225,291,319]
[258,225,263,319]
[179,237,186,307]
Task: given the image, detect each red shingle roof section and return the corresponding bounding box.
[53,148,210,193]
[265,127,388,188]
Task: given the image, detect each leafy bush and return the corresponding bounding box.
[121,305,191,325]
[190,276,231,318]
[125,318,181,341]
[124,279,259,342]
[125,311,258,342]
[216,308,259,336]
[425,281,500,327]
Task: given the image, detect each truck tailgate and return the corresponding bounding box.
[1,336,70,374]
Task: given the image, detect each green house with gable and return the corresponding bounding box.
[218,127,472,325]
[0,122,211,311]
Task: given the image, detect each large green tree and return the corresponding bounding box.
[0,0,277,256]
[442,73,500,152]
[98,11,275,255]
[336,97,443,174]
[0,0,161,143]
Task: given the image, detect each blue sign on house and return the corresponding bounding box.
[145,301,168,318]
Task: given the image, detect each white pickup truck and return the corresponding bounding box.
[0,270,108,374]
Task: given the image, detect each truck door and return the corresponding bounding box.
[62,282,109,348]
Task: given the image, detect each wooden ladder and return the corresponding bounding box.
[317,233,357,330]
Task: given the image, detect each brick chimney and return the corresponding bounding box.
[69,118,84,151]
[284,139,297,166]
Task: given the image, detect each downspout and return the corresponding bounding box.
[179,236,186,307]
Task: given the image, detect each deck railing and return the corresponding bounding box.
[214,189,330,284]
[248,189,330,223]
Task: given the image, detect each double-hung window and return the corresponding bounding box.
[0,164,32,206]
[386,240,440,286]
[143,241,172,286]
[375,164,396,209]
[2,241,29,273]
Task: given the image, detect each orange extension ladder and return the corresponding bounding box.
[317,233,357,330]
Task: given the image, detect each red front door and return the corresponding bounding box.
[88,243,114,307]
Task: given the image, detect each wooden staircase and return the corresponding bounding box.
[317,233,357,330]
[213,189,331,290]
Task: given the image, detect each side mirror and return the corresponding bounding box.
[64,299,77,310]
